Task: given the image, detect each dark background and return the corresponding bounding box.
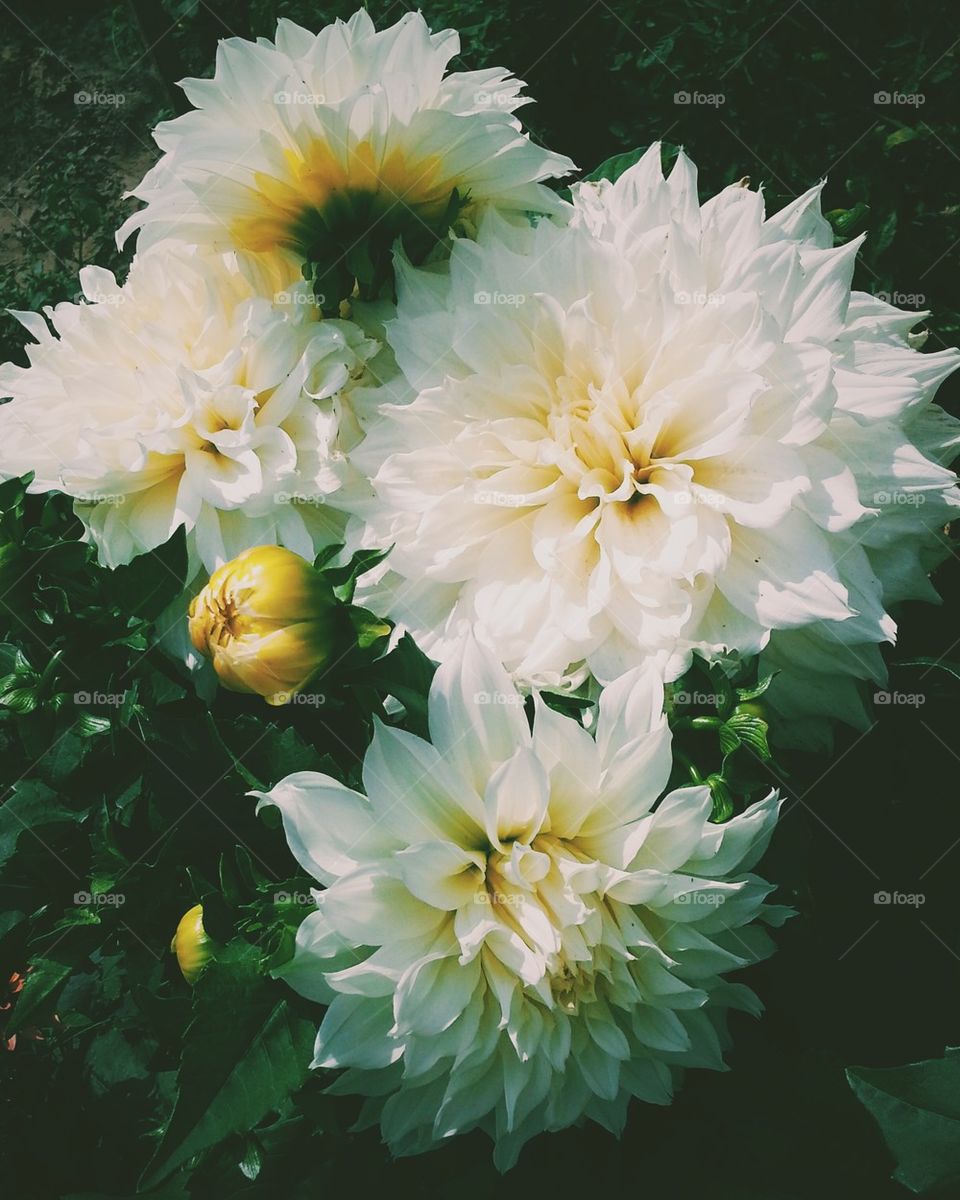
[0,1,958,1197]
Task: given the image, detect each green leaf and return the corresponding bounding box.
[719,712,772,761]
[140,941,317,1189]
[885,126,919,150]
[0,642,22,673]
[0,685,38,714]
[583,143,679,185]
[736,674,777,702]
[0,780,79,869]
[110,526,188,620]
[847,1048,960,1193]
[898,658,960,688]
[4,955,72,1034]
[825,201,870,239]
[706,773,734,823]
[323,544,391,604]
[239,1138,263,1181]
[347,605,392,652]
[85,1026,153,1095]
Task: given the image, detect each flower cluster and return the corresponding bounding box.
[0,2,956,1173]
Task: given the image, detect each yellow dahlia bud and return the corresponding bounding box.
[188,545,337,705]
[171,904,218,985]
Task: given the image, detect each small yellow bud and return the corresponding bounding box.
[171,904,218,985]
[188,545,337,705]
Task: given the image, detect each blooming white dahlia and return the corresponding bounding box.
[117,9,574,293]
[0,242,387,573]
[360,144,960,731]
[257,637,785,1169]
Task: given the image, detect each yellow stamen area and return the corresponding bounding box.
[231,138,454,254]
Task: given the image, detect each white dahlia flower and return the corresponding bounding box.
[257,637,784,1169]
[117,9,574,290]
[361,144,960,729]
[0,243,386,572]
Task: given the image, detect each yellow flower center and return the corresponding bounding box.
[231,137,456,255]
